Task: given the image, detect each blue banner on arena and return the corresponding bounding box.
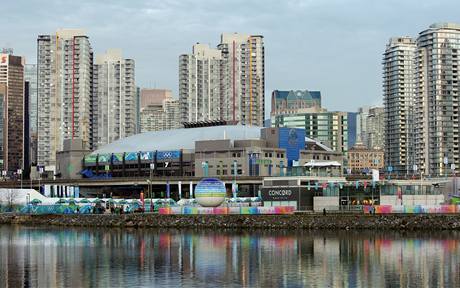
[140,152,154,160]
[157,151,180,160]
[125,152,138,161]
[98,153,111,163]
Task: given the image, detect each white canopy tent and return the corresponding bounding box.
[304,160,342,167]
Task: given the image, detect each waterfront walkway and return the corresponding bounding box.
[2,213,460,230]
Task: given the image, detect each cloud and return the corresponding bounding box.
[1,0,460,116]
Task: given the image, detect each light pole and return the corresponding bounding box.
[38,167,43,193]
[451,163,456,197]
[18,168,23,189]
[444,156,449,179]
[149,162,154,203]
[26,193,30,214]
[232,160,237,199]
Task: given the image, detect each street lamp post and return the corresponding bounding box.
[38,167,43,193]
[18,169,22,189]
[444,156,449,179]
[451,164,457,197]
[26,193,30,214]
[149,163,154,202]
[232,160,237,199]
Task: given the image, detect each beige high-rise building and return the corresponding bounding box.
[219,33,265,126]
[140,98,180,132]
[179,33,265,126]
[0,54,25,172]
[140,88,172,109]
[37,29,93,167]
[93,49,136,149]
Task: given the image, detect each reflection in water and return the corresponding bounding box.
[0,226,459,287]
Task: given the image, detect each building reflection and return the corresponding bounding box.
[0,226,459,287]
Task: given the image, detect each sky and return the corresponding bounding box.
[1,0,460,117]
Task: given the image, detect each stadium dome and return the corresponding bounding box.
[92,125,262,154]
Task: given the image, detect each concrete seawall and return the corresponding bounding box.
[2,214,460,230]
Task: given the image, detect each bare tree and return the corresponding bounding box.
[2,189,18,211]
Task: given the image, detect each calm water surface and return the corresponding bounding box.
[0,225,459,287]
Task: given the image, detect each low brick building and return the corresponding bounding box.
[348,142,384,173]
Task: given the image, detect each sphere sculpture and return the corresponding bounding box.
[195,178,226,207]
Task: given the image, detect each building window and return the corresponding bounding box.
[237,169,243,175]
[216,170,221,175]
[222,170,227,175]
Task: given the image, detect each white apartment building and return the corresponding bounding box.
[179,33,265,126]
[179,43,222,122]
[37,29,93,167]
[415,23,460,176]
[383,37,416,175]
[93,49,136,149]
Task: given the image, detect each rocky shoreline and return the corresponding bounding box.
[1,213,460,230]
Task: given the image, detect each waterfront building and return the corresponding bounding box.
[348,141,384,173]
[140,98,181,132]
[179,33,265,126]
[25,64,37,166]
[415,23,460,176]
[383,37,416,175]
[271,90,322,116]
[92,49,136,149]
[273,111,348,154]
[0,53,25,172]
[37,29,93,167]
[69,126,341,180]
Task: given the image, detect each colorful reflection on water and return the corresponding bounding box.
[0,226,459,287]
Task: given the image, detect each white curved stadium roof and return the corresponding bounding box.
[93,125,262,154]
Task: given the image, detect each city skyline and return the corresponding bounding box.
[2,0,460,117]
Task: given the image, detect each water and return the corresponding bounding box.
[0,226,459,287]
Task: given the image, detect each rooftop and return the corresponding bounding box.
[92,125,262,154]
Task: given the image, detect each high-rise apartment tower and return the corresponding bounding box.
[0,54,25,172]
[383,37,416,175]
[37,29,93,167]
[92,49,136,149]
[179,33,265,126]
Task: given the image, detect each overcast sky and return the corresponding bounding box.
[2,0,460,116]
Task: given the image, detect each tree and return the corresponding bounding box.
[2,189,18,212]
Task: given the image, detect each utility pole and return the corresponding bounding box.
[149,162,154,211]
[18,169,22,189]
